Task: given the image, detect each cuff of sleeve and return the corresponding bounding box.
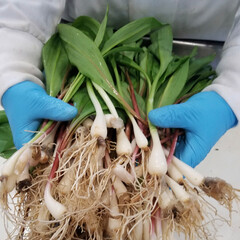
[0,28,44,106]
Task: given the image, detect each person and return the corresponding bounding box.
[0,0,239,168]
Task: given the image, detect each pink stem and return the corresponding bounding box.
[166,130,179,165]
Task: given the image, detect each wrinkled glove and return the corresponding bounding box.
[148,91,237,168]
[2,81,78,149]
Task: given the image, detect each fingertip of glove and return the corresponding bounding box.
[148,109,162,126]
[62,104,78,120]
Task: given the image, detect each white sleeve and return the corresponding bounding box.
[204,5,240,120]
[0,0,66,105]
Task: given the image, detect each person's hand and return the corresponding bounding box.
[2,81,78,149]
[148,91,237,168]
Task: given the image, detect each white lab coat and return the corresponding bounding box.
[0,0,240,119]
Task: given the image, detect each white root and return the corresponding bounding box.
[165,175,190,203]
[116,128,133,156]
[159,190,172,209]
[105,114,124,129]
[39,150,49,164]
[112,164,134,185]
[87,80,107,139]
[57,167,75,195]
[14,146,33,175]
[112,176,129,204]
[44,182,67,220]
[167,163,184,184]
[131,208,143,240]
[5,173,17,193]
[129,114,148,149]
[107,189,121,237]
[148,129,167,176]
[17,163,30,183]
[101,188,110,206]
[162,219,174,240]
[171,154,204,186]
[1,145,27,177]
[131,138,137,152]
[91,113,107,139]
[36,203,51,232]
[143,217,151,240]
[82,118,93,129]
[135,164,143,178]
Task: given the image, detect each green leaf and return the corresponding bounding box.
[190,78,213,93]
[104,46,143,58]
[0,123,14,152]
[58,24,137,118]
[157,59,189,107]
[149,24,173,80]
[0,121,16,159]
[42,33,69,97]
[72,16,100,40]
[156,56,189,91]
[94,5,109,48]
[116,54,151,89]
[58,24,115,94]
[0,148,16,159]
[178,67,216,98]
[101,17,163,55]
[72,87,95,119]
[139,47,154,80]
[188,54,215,80]
[0,110,8,124]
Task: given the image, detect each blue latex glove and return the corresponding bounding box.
[148,91,237,168]
[2,81,78,149]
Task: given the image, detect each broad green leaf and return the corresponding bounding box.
[116,54,151,89]
[122,42,142,60]
[149,24,173,81]
[139,47,154,81]
[0,121,16,159]
[101,17,163,55]
[58,24,115,94]
[104,46,143,58]
[72,16,100,40]
[138,47,154,95]
[179,67,216,98]
[150,57,160,82]
[58,24,137,118]
[0,110,8,124]
[0,123,14,152]
[0,149,16,159]
[190,78,213,93]
[155,56,189,91]
[157,59,189,107]
[188,54,215,80]
[94,6,109,48]
[42,33,69,97]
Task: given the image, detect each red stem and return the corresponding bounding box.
[166,129,179,165]
[131,145,140,164]
[125,70,146,132]
[48,124,66,180]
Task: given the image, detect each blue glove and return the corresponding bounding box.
[2,81,78,149]
[148,91,237,168]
